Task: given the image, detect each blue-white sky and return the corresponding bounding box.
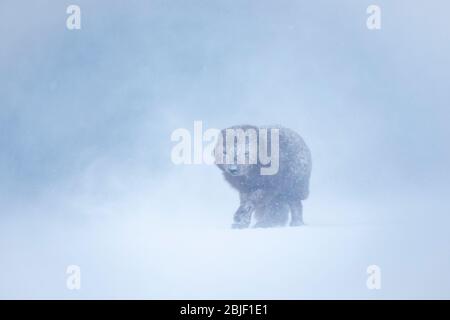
[1,1,450,298]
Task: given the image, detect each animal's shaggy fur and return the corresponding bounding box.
[215,125,312,229]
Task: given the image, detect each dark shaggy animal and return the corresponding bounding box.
[214,125,312,229]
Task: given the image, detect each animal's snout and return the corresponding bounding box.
[228,165,239,175]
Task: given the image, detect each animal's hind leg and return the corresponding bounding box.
[289,199,304,226]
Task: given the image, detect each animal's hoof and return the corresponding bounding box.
[232,223,249,229]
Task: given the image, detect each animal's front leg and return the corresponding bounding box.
[231,190,265,229]
[232,202,254,229]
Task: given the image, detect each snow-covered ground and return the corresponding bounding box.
[1,169,449,299]
[1,215,449,299]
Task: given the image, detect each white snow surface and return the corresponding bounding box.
[1,168,449,299]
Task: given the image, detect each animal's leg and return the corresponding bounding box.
[289,199,304,226]
[232,202,254,229]
[232,190,266,229]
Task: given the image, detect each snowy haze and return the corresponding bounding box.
[1,0,450,298]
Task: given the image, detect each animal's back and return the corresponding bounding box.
[261,125,312,200]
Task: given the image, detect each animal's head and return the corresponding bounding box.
[214,125,260,177]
